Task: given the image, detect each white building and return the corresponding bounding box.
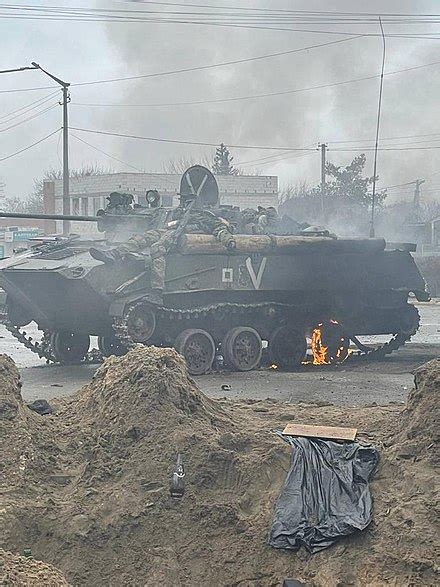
[47,172,278,235]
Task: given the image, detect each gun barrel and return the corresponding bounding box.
[0,211,100,222]
[0,211,149,223]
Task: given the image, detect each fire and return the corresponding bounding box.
[269,364,278,370]
[311,323,330,365]
[310,320,352,365]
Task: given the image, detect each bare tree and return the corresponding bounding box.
[163,155,212,174]
[1,165,110,214]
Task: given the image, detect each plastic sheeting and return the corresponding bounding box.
[269,436,379,553]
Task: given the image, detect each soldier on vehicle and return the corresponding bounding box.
[239,206,273,234]
[89,189,235,303]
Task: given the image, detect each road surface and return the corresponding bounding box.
[1,302,438,407]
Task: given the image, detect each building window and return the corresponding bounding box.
[72,198,80,215]
[93,198,102,215]
[81,197,88,216]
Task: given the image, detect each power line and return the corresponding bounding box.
[0,102,59,133]
[2,35,438,96]
[70,126,440,152]
[2,14,437,39]
[330,145,440,151]
[71,126,317,151]
[72,36,361,88]
[0,36,361,94]
[237,149,315,167]
[72,58,440,108]
[328,131,440,144]
[0,128,60,162]
[0,90,59,121]
[1,5,439,39]
[70,133,145,172]
[118,2,440,18]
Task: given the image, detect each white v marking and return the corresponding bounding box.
[245,257,267,290]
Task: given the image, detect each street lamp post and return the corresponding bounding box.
[31,63,71,235]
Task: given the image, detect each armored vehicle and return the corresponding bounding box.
[0,166,428,374]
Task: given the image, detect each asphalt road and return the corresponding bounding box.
[1,302,439,407]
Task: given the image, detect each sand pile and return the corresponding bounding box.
[0,549,70,586]
[390,358,439,465]
[1,348,438,586]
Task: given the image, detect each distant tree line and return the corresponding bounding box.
[1,165,109,215]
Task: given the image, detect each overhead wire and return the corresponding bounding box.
[0,5,439,38]
[70,126,317,151]
[69,126,440,152]
[0,36,362,94]
[0,89,59,121]
[0,128,60,162]
[118,2,440,18]
[0,102,59,132]
[72,36,361,88]
[70,132,145,172]
[71,58,440,108]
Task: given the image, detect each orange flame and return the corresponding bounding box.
[311,323,330,365]
[269,364,278,370]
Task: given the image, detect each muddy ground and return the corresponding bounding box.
[1,347,438,586]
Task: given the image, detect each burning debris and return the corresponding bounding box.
[310,320,351,365]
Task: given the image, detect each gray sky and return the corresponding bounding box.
[1,0,439,204]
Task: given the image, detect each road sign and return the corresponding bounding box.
[12,229,40,241]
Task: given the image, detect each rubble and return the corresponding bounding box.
[0,349,438,586]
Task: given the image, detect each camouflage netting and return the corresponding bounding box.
[0,349,438,586]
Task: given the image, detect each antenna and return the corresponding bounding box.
[369,17,386,238]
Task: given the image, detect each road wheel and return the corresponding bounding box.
[269,326,306,370]
[174,328,216,375]
[399,304,420,335]
[6,296,32,327]
[50,331,90,364]
[98,334,126,357]
[311,321,349,364]
[126,304,156,343]
[223,326,262,371]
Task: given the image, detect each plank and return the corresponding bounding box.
[281,423,357,442]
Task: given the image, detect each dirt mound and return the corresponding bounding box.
[416,256,440,297]
[1,347,439,586]
[390,358,439,465]
[0,549,70,586]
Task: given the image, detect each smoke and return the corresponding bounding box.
[100,0,440,197]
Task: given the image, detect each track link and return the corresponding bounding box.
[1,319,103,365]
[112,298,421,363]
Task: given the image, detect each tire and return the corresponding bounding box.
[311,321,349,364]
[6,297,32,327]
[269,326,307,370]
[126,304,156,343]
[98,334,126,357]
[174,328,216,375]
[50,331,90,364]
[222,326,262,372]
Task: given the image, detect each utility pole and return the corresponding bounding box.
[318,143,327,217]
[31,63,71,235]
[413,179,425,220]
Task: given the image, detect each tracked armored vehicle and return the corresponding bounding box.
[0,166,429,374]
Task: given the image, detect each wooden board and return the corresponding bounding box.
[281,423,357,442]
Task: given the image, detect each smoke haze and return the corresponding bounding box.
[0,0,439,205]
